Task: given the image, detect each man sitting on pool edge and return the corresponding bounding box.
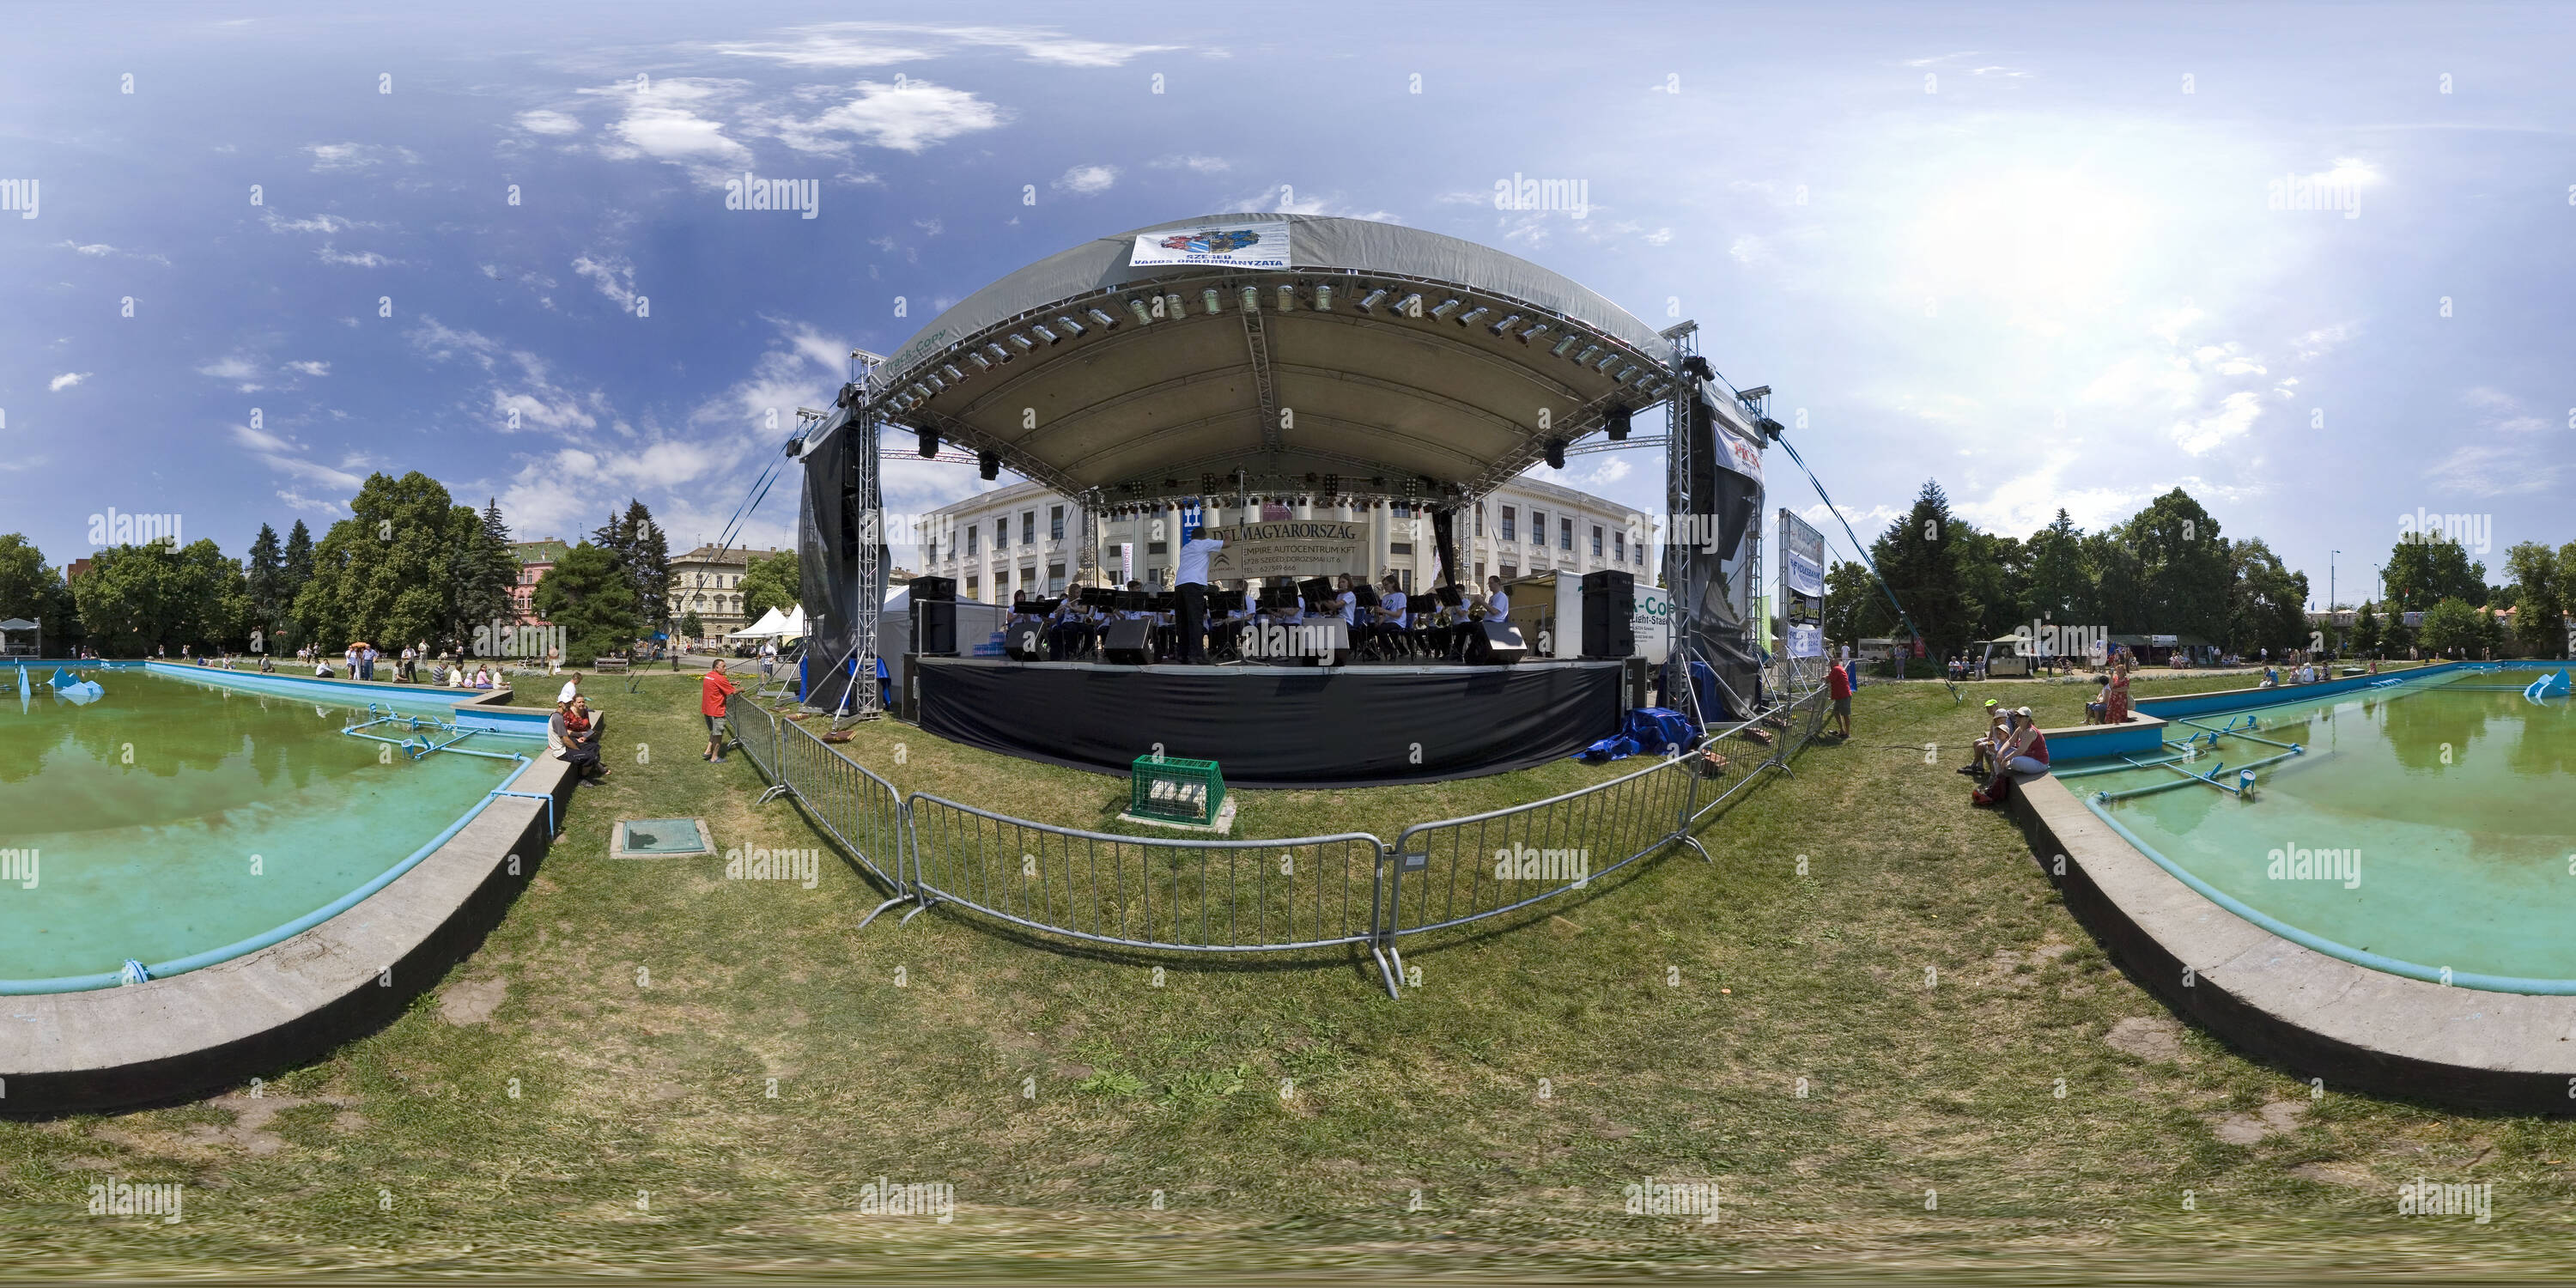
[1971,707,2050,807]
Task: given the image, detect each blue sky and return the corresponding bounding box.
[4,2,2569,605]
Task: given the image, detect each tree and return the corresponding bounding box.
[2082,529,2146,634]
[292,472,463,653]
[0,534,76,655]
[243,524,286,654]
[2354,601,2382,656]
[2504,541,2564,659]
[1821,559,1885,648]
[1865,480,1971,660]
[441,499,519,649]
[591,499,672,638]
[280,519,315,649]
[2384,536,2485,613]
[2227,538,2312,659]
[533,542,641,665]
[67,538,247,656]
[2121,489,2232,642]
[2415,598,2483,658]
[2025,509,2093,627]
[679,610,704,642]
[738,550,802,623]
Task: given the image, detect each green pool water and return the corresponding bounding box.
[2,668,526,986]
[2074,670,2576,987]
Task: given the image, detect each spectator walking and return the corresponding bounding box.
[701,660,740,762]
[1826,657,1853,738]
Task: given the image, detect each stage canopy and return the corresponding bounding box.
[868,213,1704,508]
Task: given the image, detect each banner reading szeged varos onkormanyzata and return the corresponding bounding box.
[1201,521,1367,581]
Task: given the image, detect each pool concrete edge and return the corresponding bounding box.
[2008,771,2576,1115]
[0,755,576,1115]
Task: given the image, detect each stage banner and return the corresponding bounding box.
[1777,508,1829,674]
[1204,520,1367,581]
[1129,221,1291,270]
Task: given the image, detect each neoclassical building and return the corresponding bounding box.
[670,543,788,645]
[911,474,1655,603]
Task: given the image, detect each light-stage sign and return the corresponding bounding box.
[1129,221,1292,270]
[1203,521,1366,581]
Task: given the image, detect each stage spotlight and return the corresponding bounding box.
[1358,288,1388,312]
[1456,306,1489,327]
[1607,406,1631,440]
[1321,473,1340,495]
[1163,477,1180,489]
[1277,284,1297,312]
[924,374,946,392]
[1008,333,1036,353]
[1574,346,1603,366]
[918,428,939,458]
[940,363,966,383]
[979,451,999,481]
[1550,334,1582,357]
[1520,323,1551,344]
[1313,284,1333,311]
[969,352,993,371]
[1393,293,1423,317]
[1545,439,1566,470]
[1595,352,1620,372]
[1202,288,1221,315]
[1430,297,1462,320]
[1756,416,1785,440]
[1127,298,1155,326]
[1088,307,1119,329]
[1164,294,1186,319]
[1241,285,1261,313]
[1055,314,1086,337]
[1304,473,1320,486]
[1488,313,1521,337]
[1681,355,1716,382]
[1614,364,1642,383]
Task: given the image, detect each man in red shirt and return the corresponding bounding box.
[701,660,740,762]
[1825,659,1853,738]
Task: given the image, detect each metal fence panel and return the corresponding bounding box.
[906,793,1386,954]
[1386,752,1700,939]
[727,691,911,922]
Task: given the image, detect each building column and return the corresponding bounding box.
[1371,502,1392,580]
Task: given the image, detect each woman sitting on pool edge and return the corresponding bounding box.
[1971,707,2050,807]
[549,695,609,781]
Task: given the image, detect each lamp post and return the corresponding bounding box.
[2329,550,2339,658]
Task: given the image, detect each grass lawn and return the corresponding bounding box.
[6,663,2567,1279]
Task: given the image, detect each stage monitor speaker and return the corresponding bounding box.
[910,575,957,602]
[1466,619,1527,665]
[1580,568,1636,659]
[914,602,958,657]
[896,653,920,722]
[1005,622,1045,661]
[1101,618,1155,665]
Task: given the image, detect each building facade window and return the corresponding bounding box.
[1475,506,1485,537]
[996,519,1010,550]
[1591,525,1605,557]
[965,577,979,598]
[967,527,978,556]
[1613,530,1625,562]
[1500,563,1517,580]
[1560,517,1574,550]
[1500,506,1516,542]
[1049,506,1065,540]
[1047,562,1066,592]
[1530,510,1546,545]
[1022,512,1036,545]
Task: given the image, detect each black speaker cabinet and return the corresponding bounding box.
[1101,618,1155,665]
[914,601,958,657]
[910,575,957,602]
[1005,622,1045,661]
[1467,619,1527,665]
[896,653,920,722]
[1581,568,1636,659]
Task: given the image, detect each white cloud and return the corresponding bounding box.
[515,108,583,135]
[261,210,366,234]
[55,240,168,264]
[579,77,754,184]
[405,317,502,368]
[1587,457,1633,486]
[276,489,346,517]
[1054,164,1118,195]
[47,372,88,392]
[1151,154,1230,173]
[2291,321,2356,361]
[571,253,641,313]
[2170,389,2263,455]
[712,21,1176,70]
[760,79,1005,155]
[286,360,330,377]
[231,423,365,492]
[304,142,418,172]
[194,355,263,391]
[316,245,394,268]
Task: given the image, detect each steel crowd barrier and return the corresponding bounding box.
[723,690,1826,994]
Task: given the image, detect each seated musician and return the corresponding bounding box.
[1334,574,1361,635]
[1046,592,1095,661]
[1371,573,1411,657]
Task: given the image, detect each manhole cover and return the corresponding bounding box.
[611,817,715,860]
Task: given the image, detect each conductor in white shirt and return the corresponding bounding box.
[1175,525,1226,664]
[1484,574,1511,622]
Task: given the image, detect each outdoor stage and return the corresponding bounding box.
[914,656,1625,788]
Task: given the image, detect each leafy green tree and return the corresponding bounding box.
[2120,489,2232,642]
[2227,538,2312,658]
[0,534,56,649]
[442,500,519,649]
[679,610,704,642]
[2415,598,2483,658]
[2353,601,2382,656]
[67,539,246,656]
[1953,529,2025,642]
[2384,536,2485,613]
[292,472,461,653]
[2082,529,2146,634]
[243,524,286,654]
[738,550,802,623]
[1821,559,1885,648]
[280,519,315,650]
[590,499,673,636]
[2024,509,2093,627]
[534,543,641,665]
[2503,541,2564,659]
[1864,480,1972,659]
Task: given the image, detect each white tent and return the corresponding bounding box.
[729,607,791,640]
[728,605,809,640]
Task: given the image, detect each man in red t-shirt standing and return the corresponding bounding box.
[1826,659,1853,738]
[701,660,740,762]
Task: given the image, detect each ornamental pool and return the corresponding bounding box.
[2065,665,2576,991]
[2,666,533,991]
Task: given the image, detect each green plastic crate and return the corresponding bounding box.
[1130,753,1224,825]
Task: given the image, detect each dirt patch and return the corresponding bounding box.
[93,1091,345,1159]
[2208,1100,2309,1145]
[2288,1160,2372,1187]
[438,975,509,1026]
[2103,1015,2186,1063]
